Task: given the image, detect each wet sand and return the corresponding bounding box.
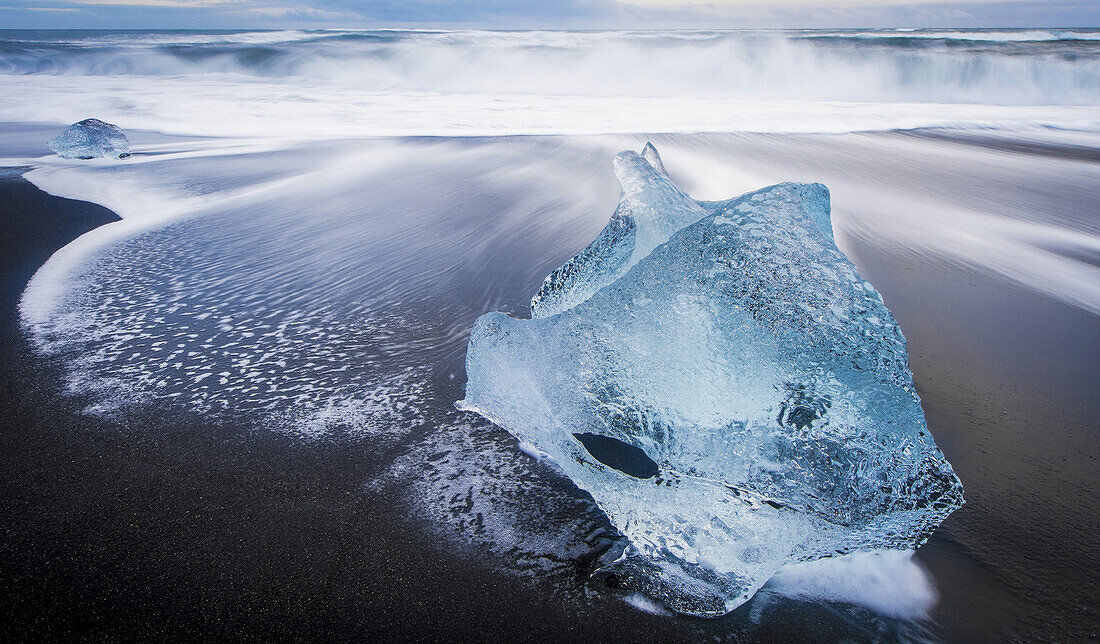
[0,128,1097,641]
[0,175,656,641]
[0,173,919,643]
[855,233,1100,641]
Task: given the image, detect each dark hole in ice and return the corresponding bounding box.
[573,433,658,479]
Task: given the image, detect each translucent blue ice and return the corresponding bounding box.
[530,143,705,318]
[459,144,964,616]
[48,118,130,160]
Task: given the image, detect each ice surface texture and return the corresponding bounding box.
[530,144,705,318]
[458,144,963,616]
[48,118,130,159]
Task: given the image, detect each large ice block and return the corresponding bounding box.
[48,118,130,160]
[458,144,964,616]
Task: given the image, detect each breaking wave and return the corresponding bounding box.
[1,28,1098,106]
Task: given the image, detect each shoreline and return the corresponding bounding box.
[1,123,1097,640]
[0,172,639,642]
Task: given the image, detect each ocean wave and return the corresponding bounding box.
[0,29,1097,106]
[802,28,1100,42]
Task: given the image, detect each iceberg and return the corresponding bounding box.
[48,118,130,160]
[458,144,964,616]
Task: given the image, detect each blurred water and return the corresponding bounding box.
[0,29,1098,136]
[20,137,620,430]
[2,29,1098,104]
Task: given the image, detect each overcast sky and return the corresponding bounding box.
[1,0,1097,29]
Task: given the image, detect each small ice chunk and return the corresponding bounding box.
[48,118,130,160]
[459,145,964,616]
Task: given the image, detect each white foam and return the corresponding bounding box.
[768,550,937,619]
[1,74,1096,139]
[19,164,199,326]
[1,29,1098,139]
[17,139,294,324]
[808,29,1100,42]
[623,592,673,616]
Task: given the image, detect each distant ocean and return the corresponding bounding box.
[0,28,1097,642]
[0,28,1098,135]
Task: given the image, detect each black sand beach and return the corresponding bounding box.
[0,128,1097,642]
[0,176,895,643]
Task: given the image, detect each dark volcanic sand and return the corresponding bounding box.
[0,175,860,642]
[851,236,1100,641]
[0,175,640,641]
[0,143,1097,641]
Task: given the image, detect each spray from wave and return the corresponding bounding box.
[2,29,1098,106]
[0,29,1098,137]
